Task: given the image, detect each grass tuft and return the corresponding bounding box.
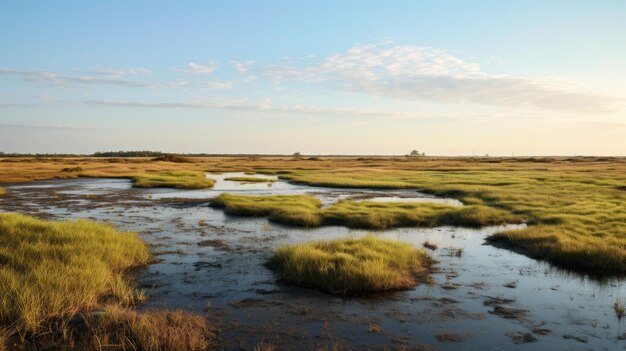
[267,236,432,294]
[224,176,275,183]
[0,213,150,338]
[0,187,4,196]
[132,171,215,189]
[74,306,216,351]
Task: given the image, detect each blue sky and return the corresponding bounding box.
[1,1,625,155]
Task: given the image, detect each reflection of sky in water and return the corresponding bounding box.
[1,176,624,350]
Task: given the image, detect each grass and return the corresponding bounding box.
[0,213,150,340]
[210,193,523,229]
[278,167,626,273]
[72,306,216,351]
[1,155,625,272]
[211,193,324,227]
[615,298,625,321]
[267,236,432,294]
[132,171,215,189]
[0,187,4,196]
[224,176,275,183]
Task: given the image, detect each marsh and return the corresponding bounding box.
[1,170,624,350]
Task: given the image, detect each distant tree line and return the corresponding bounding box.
[92,150,166,157]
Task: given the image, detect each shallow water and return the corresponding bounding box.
[1,174,624,350]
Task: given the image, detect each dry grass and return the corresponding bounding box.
[73,306,216,351]
[0,213,150,341]
[0,187,4,196]
[268,236,432,294]
[133,171,215,189]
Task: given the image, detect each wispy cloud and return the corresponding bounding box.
[81,98,434,119]
[262,44,622,113]
[187,62,217,75]
[0,67,233,90]
[0,123,104,131]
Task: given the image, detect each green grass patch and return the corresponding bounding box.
[0,213,150,338]
[224,176,276,183]
[210,193,522,229]
[211,193,323,226]
[268,236,432,294]
[132,171,215,189]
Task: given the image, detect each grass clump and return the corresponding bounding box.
[268,236,432,295]
[323,200,523,229]
[210,193,522,230]
[72,306,216,351]
[132,171,214,189]
[224,176,275,183]
[211,193,323,227]
[0,187,4,196]
[0,213,150,339]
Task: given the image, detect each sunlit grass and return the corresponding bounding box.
[268,236,432,294]
[132,171,215,189]
[210,193,522,229]
[224,176,275,183]
[0,213,150,338]
[280,168,626,272]
[211,193,323,226]
[323,200,523,229]
[0,187,4,196]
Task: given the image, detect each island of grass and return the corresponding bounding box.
[268,236,433,294]
[210,193,523,229]
[0,213,215,350]
[0,213,149,344]
[279,168,626,273]
[211,193,323,226]
[132,171,215,189]
[223,176,276,183]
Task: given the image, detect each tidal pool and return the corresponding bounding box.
[1,174,624,350]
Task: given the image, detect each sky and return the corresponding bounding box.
[1,1,625,155]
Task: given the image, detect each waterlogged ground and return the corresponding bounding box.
[1,173,625,350]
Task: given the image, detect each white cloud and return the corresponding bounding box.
[262,44,622,113]
[231,60,255,74]
[187,62,217,75]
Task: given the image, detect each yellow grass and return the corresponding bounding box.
[268,236,432,294]
[132,171,215,189]
[0,213,150,338]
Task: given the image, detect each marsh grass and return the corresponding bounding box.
[280,168,626,272]
[2,156,625,272]
[210,193,522,230]
[132,171,215,189]
[0,187,4,196]
[70,306,216,351]
[615,298,625,321]
[211,193,323,227]
[224,176,276,183]
[0,213,150,340]
[268,236,432,294]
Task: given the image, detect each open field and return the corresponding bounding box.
[1,155,623,272]
[268,236,433,294]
